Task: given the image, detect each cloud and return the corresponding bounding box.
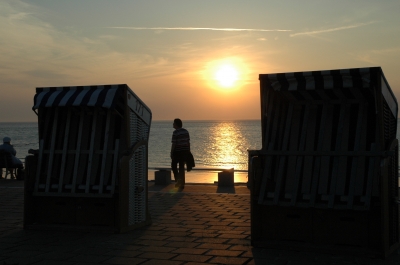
[0,1,179,86]
[106,27,291,32]
[290,21,377,37]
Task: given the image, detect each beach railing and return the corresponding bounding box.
[249,67,399,257]
[24,84,152,233]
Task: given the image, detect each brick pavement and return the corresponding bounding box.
[1,179,400,264]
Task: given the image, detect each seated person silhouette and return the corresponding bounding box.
[0,137,23,178]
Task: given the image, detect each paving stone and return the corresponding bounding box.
[172,254,213,263]
[137,252,178,260]
[104,250,142,258]
[136,235,169,241]
[194,237,229,244]
[68,254,112,263]
[226,238,252,245]
[167,236,197,242]
[190,232,218,238]
[37,251,77,260]
[139,246,176,253]
[161,231,193,237]
[103,257,147,265]
[217,233,248,239]
[207,225,236,231]
[31,260,77,265]
[172,247,208,255]
[2,182,400,265]
[208,256,250,264]
[196,243,231,250]
[166,227,190,232]
[205,249,244,257]
[140,260,184,265]
[1,256,44,265]
[163,242,201,248]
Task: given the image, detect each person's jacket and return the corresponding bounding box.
[186,152,195,172]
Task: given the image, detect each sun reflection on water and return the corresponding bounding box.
[202,122,249,170]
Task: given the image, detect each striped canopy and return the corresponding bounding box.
[259,66,397,118]
[32,85,123,110]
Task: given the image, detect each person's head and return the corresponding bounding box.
[3,137,11,144]
[173,118,182,129]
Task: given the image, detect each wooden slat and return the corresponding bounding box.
[58,109,71,192]
[365,143,377,208]
[284,104,302,197]
[291,103,310,205]
[41,150,116,155]
[102,112,117,188]
[328,103,350,208]
[245,150,390,157]
[347,103,365,208]
[35,109,53,191]
[310,104,329,206]
[273,104,293,205]
[354,105,368,197]
[34,139,44,192]
[258,93,282,204]
[32,192,113,198]
[45,108,59,192]
[63,108,80,186]
[71,109,85,193]
[301,105,318,195]
[262,90,274,150]
[335,103,351,195]
[89,110,106,186]
[275,102,288,152]
[110,139,120,194]
[263,91,275,149]
[85,109,98,193]
[371,150,381,197]
[75,110,91,187]
[99,110,111,193]
[318,104,334,198]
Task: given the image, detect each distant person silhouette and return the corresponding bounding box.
[0,137,23,178]
[171,118,191,189]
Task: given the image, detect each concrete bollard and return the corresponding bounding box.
[218,169,234,187]
[155,170,171,185]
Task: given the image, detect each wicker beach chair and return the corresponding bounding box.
[0,150,17,179]
[24,84,152,232]
[248,67,399,257]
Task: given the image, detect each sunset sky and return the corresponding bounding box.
[1,0,400,122]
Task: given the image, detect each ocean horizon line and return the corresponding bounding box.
[0,119,262,124]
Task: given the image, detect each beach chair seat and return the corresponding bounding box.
[0,150,19,179]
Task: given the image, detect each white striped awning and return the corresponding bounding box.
[259,67,397,118]
[32,85,122,110]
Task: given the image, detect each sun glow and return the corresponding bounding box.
[214,64,238,88]
[203,57,246,90]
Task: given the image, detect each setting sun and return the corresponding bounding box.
[215,64,238,88]
[203,57,247,90]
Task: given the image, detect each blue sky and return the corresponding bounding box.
[1,0,400,121]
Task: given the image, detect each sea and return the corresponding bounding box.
[0,120,263,183]
[2,119,400,183]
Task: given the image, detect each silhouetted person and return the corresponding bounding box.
[0,137,23,178]
[171,118,190,189]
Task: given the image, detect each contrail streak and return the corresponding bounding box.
[106,26,291,32]
[290,22,377,37]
